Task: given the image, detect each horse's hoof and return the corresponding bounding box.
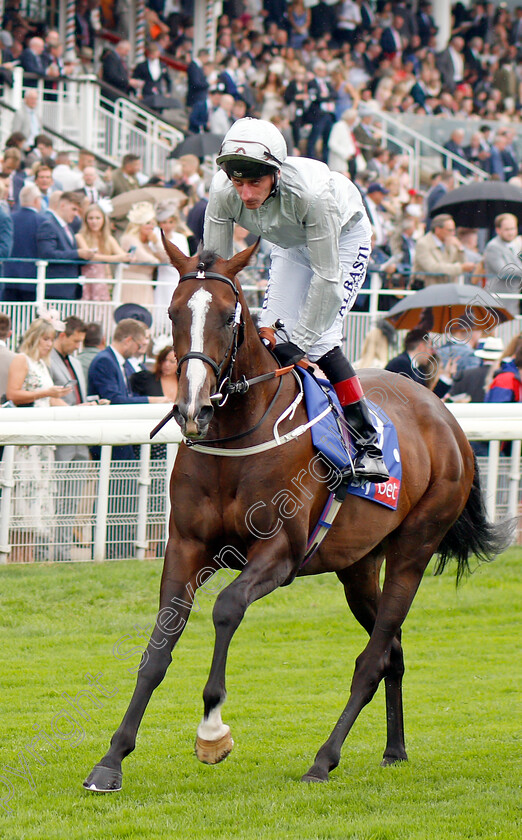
[195,730,234,765]
[301,768,329,783]
[83,763,122,792]
[381,754,407,767]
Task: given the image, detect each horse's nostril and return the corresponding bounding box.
[198,405,214,428]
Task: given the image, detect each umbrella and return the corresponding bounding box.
[430,181,522,228]
[110,187,188,219]
[384,282,514,333]
[170,132,223,160]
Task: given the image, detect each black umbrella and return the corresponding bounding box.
[170,133,223,159]
[384,282,513,332]
[430,181,522,229]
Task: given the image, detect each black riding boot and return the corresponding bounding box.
[341,398,390,484]
[317,346,389,484]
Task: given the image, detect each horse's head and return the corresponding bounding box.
[164,235,258,439]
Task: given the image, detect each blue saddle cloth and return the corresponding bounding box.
[297,367,401,510]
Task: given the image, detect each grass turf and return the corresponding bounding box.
[0,549,520,840]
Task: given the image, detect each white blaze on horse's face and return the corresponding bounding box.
[186,287,213,418]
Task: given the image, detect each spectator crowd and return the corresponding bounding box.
[1,1,522,562]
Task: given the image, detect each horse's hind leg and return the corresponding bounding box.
[302,536,431,783]
[337,551,408,767]
[195,537,295,765]
[83,539,205,792]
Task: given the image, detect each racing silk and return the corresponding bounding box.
[203,157,366,353]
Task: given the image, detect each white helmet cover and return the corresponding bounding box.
[216,118,287,176]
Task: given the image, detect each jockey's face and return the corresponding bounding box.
[230,173,273,209]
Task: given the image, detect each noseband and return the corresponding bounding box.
[175,263,244,403]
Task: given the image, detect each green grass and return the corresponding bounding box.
[0,550,520,840]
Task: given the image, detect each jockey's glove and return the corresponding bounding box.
[272,341,305,367]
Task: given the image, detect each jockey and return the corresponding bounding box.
[203,117,389,483]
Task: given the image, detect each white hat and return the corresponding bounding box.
[474,336,504,360]
[128,201,156,225]
[153,334,173,356]
[155,199,180,223]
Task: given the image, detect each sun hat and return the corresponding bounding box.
[128,201,156,225]
[155,200,180,223]
[474,336,504,360]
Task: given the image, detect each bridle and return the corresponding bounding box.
[150,262,295,442]
[175,262,244,407]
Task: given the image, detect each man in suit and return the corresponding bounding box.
[0,173,13,295]
[132,42,177,112]
[101,40,139,100]
[380,13,404,57]
[186,47,210,109]
[2,183,42,302]
[424,171,454,231]
[385,328,452,398]
[443,128,469,176]
[353,108,381,162]
[50,315,89,560]
[303,60,337,161]
[36,191,96,300]
[10,89,43,147]
[486,132,513,181]
[417,1,437,46]
[110,153,141,197]
[0,313,15,403]
[413,213,476,286]
[19,36,46,86]
[189,86,224,134]
[88,318,167,558]
[483,213,522,316]
[436,36,465,93]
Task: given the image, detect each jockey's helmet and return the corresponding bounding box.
[216,118,287,180]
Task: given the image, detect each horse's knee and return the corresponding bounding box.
[212,588,245,631]
[351,648,389,703]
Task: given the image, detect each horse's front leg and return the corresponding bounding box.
[195,535,295,765]
[83,537,207,792]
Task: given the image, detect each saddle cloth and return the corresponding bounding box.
[297,367,402,511]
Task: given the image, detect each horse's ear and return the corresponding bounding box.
[161,229,190,273]
[227,238,260,277]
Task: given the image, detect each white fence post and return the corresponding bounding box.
[35,260,48,304]
[486,440,501,522]
[508,438,521,522]
[93,445,112,561]
[135,444,151,559]
[0,446,15,563]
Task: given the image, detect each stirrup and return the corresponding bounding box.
[349,449,390,484]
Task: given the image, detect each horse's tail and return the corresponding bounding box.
[434,454,516,584]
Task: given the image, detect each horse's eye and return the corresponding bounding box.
[226,313,235,326]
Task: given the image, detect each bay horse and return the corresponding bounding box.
[84,240,510,792]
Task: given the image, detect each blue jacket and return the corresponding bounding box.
[485,359,522,403]
[88,347,148,459]
[4,207,41,291]
[36,211,84,299]
[0,206,13,285]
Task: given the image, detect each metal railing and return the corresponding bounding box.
[371,109,489,189]
[0,69,183,175]
[0,403,520,563]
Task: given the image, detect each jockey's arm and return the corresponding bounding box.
[290,192,344,354]
[203,186,235,259]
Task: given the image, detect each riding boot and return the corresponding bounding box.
[317,346,389,484]
[341,398,390,483]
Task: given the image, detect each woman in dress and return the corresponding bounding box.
[6,317,72,562]
[78,203,132,305]
[120,201,161,306]
[154,200,190,332]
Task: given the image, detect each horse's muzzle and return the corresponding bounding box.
[173,402,214,439]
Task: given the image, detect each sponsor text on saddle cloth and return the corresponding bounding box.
[299,367,402,509]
